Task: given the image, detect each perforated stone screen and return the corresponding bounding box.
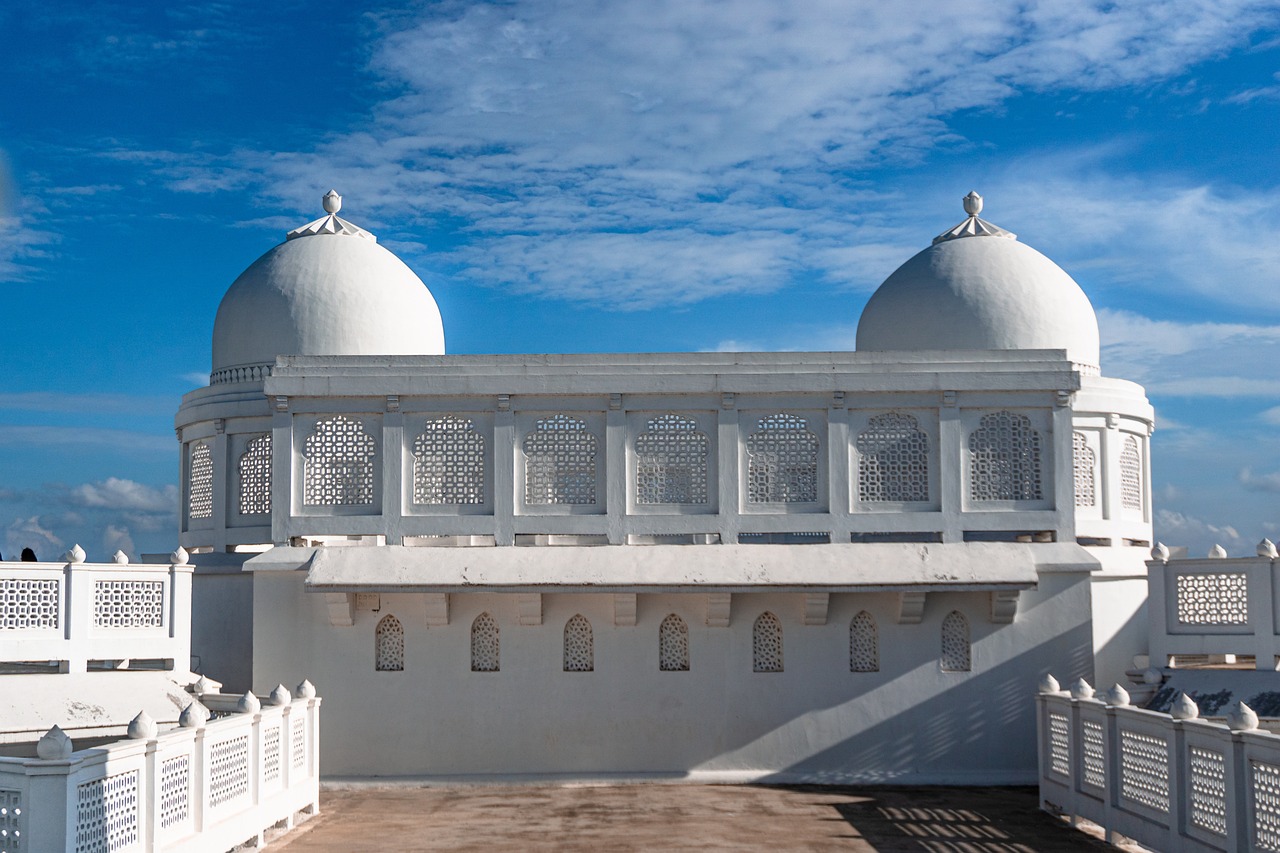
[940,611,970,672]
[188,441,213,520]
[263,725,282,784]
[856,413,928,503]
[303,416,376,507]
[0,789,21,853]
[159,754,190,830]
[564,614,594,672]
[746,414,819,504]
[752,612,783,672]
[93,581,163,629]
[471,612,499,672]
[1254,760,1280,850]
[75,770,139,853]
[1073,432,1096,508]
[376,614,404,672]
[849,611,878,673]
[635,414,709,505]
[1120,730,1170,813]
[1189,746,1227,836]
[524,414,598,506]
[208,736,249,809]
[659,614,689,671]
[1176,574,1249,625]
[0,579,59,630]
[414,416,485,505]
[968,411,1042,501]
[1121,435,1143,511]
[1082,720,1106,790]
[1048,712,1070,778]
[238,433,272,515]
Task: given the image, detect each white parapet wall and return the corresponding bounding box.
[1036,677,1280,852]
[1147,544,1280,671]
[0,683,320,853]
[0,550,193,674]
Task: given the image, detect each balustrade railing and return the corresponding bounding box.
[0,549,192,673]
[1037,676,1280,852]
[0,681,320,853]
[1148,546,1280,671]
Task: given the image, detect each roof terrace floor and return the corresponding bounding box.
[267,783,1140,851]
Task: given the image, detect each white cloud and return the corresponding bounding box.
[71,478,178,513]
[1239,468,1280,494]
[102,524,135,560]
[1154,508,1243,555]
[4,515,63,561]
[1261,406,1280,425]
[0,425,173,454]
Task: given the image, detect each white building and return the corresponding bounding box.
[174,190,1155,783]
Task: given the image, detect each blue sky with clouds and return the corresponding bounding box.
[2,0,1279,560]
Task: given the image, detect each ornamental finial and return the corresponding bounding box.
[322,189,342,215]
[963,190,983,216]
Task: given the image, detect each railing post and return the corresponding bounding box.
[23,760,73,853]
[1168,717,1188,851]
[1252,556,1277,670]
[1147,555,1170,670]
[64,560,92,673]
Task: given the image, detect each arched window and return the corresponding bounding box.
[968,411,1042,501]
[940,611,970,672]
[564,614,594,672]
[746,414,819,504]
[413,416,485,505]
[524,415,598,505]
[856,413,929,502]
[239,433,272,515]
[189,441,213,520]
[1120,436,1143,511]
[303,416,376,506]
[1072,432,1096,508]
[658,614,690,671]
[375,614,404,672]
[752,612,783,672]
[635,415,709,505]
[471,612,499,672]
[849,611,879,673]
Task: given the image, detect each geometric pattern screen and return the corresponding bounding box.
[856,413,929,503]
[303,416,377,507]
[968,411,1042,501]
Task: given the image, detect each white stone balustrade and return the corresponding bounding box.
[1037,681,1280,851]
[1147,546,1280,671]
[0,552,193,673]
[0,684,320,853]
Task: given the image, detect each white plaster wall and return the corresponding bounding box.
[251,570,1095,783]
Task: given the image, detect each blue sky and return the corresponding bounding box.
[2,0,1279,560]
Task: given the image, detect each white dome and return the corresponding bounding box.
[856,194,1099,370]
[211,193,445,382]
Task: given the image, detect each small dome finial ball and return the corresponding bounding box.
[963,191,983,217]
[322,189,342,214]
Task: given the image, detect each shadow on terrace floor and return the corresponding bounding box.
[267,783,1142,852]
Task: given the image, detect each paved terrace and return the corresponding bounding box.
[268,784,1141,851]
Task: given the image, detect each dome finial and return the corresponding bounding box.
[963,191,983,217]
[323,189,342,215]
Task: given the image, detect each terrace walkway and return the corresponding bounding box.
[269,783,1138,851]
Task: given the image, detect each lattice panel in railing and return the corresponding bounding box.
[1048,712,1071,779]
[303,416,377,507]
[1121,435,1143,511]
[209,735,250,808]
[1254,760,1280,851]
[75,770,139,853]
[524,415,598,506]
[1073,432,1096,508]
[746,414,819,504]
[292,718,307,770]
[93,581,163,629]
[471,612,499,672]
[967,411,1042,501]
[1120,729,1171,813]
[659,614,689,672]
[263,725,282,784]
[856,413,929,503]
[0,789,20,853]
[1189,745,1228,837]
[1176,574,1249,626]
[238,433,272,515]
[635,414,709,505]
[188,441,213,520]
[1,579,59,630]
[413,416,486,505]
[753,612,783,672]
[159,754,190,830]
[564,614,594,672]
[1082,720,1106,790]
[849,611,878,673]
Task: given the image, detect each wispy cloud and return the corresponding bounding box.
[0,425,173,454]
